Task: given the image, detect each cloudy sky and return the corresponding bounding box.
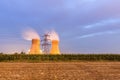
[0,0,120,53]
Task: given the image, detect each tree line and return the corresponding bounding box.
[0,53,119,62]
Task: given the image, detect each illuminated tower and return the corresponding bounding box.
[29,39,42,54]
[50,40,60,55]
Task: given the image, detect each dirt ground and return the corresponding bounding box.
[0,62,120,80]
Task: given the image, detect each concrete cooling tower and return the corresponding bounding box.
[50,40,60,55]
[29,39,42,54]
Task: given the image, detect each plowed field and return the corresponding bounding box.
[0,62,120,80]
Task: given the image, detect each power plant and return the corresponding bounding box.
[23,29,61,55]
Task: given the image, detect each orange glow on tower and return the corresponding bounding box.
[29,39,42,54]
[50,40,60,55]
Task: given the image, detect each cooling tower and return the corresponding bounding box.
[29,39,42,54]
[50,40,60,55]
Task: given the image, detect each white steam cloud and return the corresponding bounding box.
[22,28,40,40]
[49,30,59,41]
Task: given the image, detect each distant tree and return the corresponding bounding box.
[20,51,25,54]
[14,52,19,55]
[0,52,3,54]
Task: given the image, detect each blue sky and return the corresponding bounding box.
[0,0,120,53]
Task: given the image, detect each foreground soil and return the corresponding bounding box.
[0,62,120,80]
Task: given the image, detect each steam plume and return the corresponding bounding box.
[22,28,40,40]
[49,30,59,41]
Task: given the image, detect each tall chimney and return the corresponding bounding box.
[50,40,60,55]
[29,39,42,54]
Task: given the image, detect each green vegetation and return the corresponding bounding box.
[0,54,119,62]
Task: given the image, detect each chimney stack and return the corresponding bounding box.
[29,39,42,54]
[50,40,60,55]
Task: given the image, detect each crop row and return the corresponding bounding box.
[0,54,119,62]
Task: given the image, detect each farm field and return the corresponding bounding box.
[0,62,120,80]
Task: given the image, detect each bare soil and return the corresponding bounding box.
[0,62,120,80]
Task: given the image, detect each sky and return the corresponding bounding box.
[0,0,120,53]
